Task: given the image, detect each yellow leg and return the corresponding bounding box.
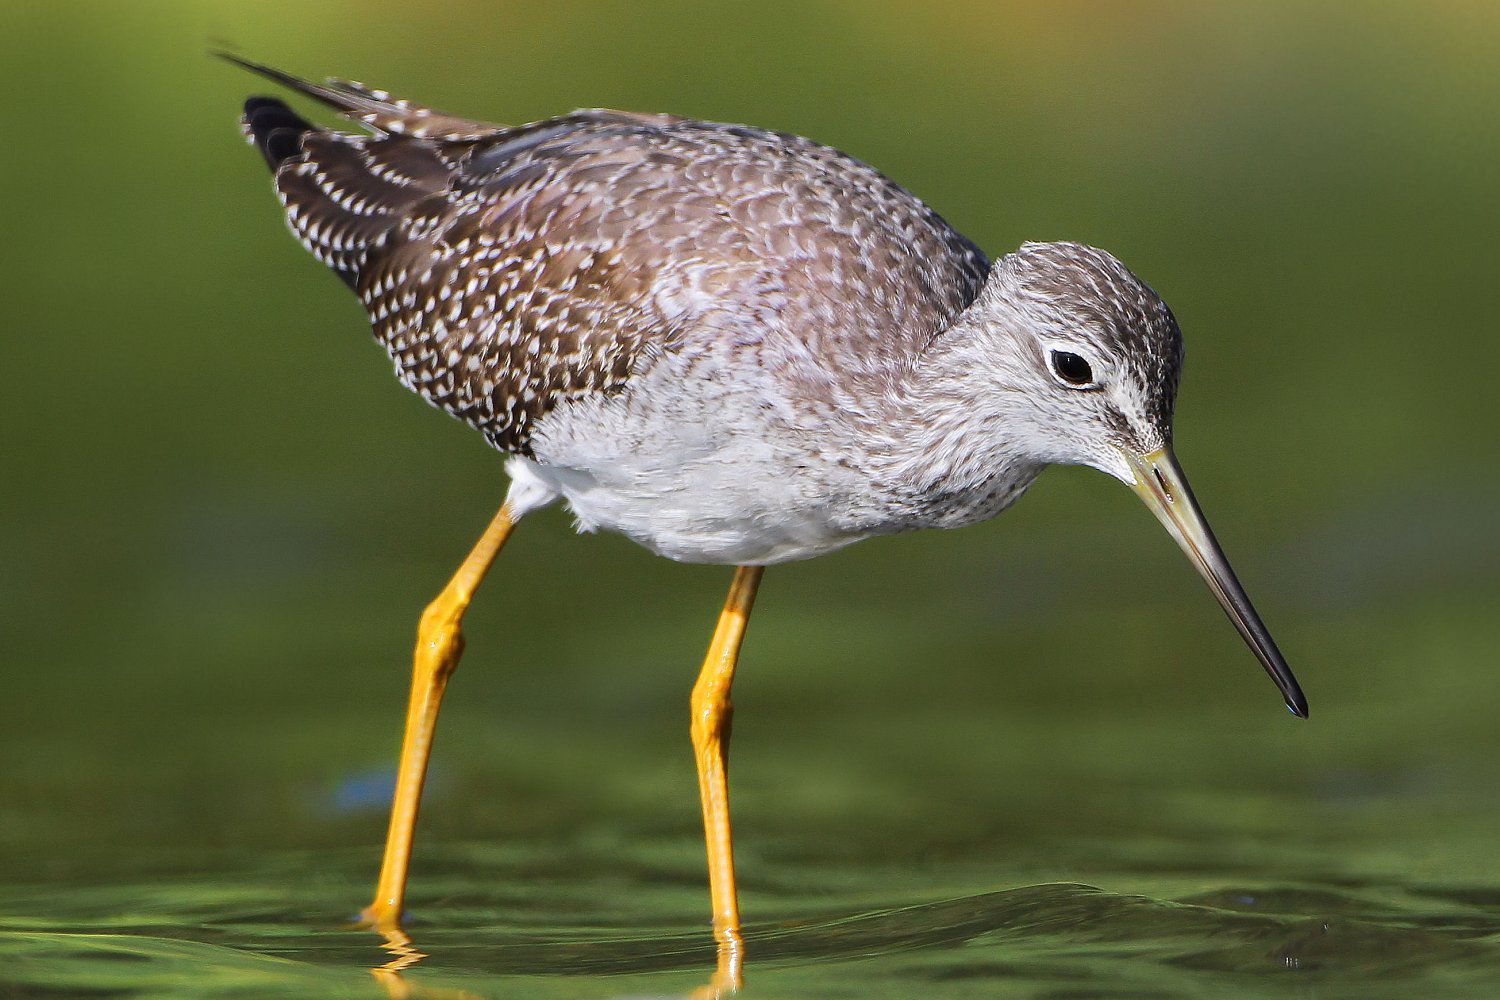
[691,565,764,997]
[359,502,518,932]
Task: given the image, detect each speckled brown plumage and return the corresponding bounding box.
[232,58,988,455]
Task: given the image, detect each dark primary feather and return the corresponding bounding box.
[227,58,989,454]
[242,97,314,169]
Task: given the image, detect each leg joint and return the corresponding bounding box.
[690,687,732,745]
[418,593,464,636]
[415,594,466,678]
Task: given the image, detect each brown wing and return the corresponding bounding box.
[233,59,989,455]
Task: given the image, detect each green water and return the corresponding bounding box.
[5,3,1500,997]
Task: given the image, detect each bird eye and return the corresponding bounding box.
[1049,350,1095,387]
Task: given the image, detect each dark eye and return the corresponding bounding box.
[1049,350,1095,387]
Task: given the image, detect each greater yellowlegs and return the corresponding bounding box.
[225,56,1307,995]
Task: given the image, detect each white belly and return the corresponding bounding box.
[506,453,868,565]
[506,359,876,565]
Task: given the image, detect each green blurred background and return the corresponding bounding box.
[3,2,1499,997]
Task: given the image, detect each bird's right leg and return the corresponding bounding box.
[691,565,764,996]
[359,502,518,932]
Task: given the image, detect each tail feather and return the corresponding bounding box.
[217,52,505,141]
[222,54,521,297]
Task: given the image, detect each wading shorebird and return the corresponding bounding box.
[226,57,1307,994]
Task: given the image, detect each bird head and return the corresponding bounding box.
[968,241,1307,718]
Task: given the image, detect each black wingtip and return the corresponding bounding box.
[240,96,315,170]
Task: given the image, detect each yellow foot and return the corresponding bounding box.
[354,903,405,935]
[689,969,742,999]
[688,933,743,998]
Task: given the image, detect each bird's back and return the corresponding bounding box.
[235,60,989,455]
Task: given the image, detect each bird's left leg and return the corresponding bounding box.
[359,502,518,932]
[691,564,764,996]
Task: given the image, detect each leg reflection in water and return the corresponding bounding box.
[369,924,483,1000]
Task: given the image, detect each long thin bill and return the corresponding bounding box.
[1126,447,1308,718]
